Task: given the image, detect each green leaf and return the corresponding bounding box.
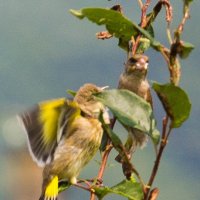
[136,38,151,54]
[70,8,137,42]
[99,132,109,152]
[153,82,191,128]
[94,178,143,200]
[151,118,160,145]
[100,118,124,153]
[119,27,152,52]
[179,41,194,59]
[69,9,84,19]
[146,3,162,25]
[171,41,194,60]
[95,89,155,133]
[100,115,135,164]
[152,128,160,145]
[70,8,161,51]
[70,8,138,52]
[67,89,76,97]
[118,37,129,51]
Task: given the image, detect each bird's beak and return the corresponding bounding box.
[144,62,148,70]
[101,86,109,90]
[135,61,149,70]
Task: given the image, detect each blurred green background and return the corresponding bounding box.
[0,0,199,200]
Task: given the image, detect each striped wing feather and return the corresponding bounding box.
[19,98,68,166]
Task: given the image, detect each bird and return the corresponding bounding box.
[115,54,153,163]
[18,83,110,200]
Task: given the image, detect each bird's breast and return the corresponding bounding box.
[119,74,150,99]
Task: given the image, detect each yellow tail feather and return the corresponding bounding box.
[44,176,58,200]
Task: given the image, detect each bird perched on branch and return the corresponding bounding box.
[115,54,152,163]
[18,83,110,200]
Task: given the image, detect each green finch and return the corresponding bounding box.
[18,83,110,200]
[115,54,153,163]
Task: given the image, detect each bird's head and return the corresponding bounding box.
[74,84,109,122]
[125,55,149,78]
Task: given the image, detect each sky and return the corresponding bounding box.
[0,0,199,200]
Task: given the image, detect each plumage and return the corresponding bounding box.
[18,83,109,200]
[18,98,67,166]
[115,55,152,163]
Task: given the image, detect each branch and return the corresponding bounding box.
[174,1,190,40]
[74,183,92,192]
[132,0,152,55]
[89,118,116,200]
[132,0,173,55]
[149,188,159,200]
[144,116,172,200]
[168,0,192,85]
[102,119,145,189]
[137,0,143,9]
[161,0,173,23]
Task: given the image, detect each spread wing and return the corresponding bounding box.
[18,98,68,167]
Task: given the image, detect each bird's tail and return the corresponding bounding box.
[39,176,59,200]
[115,128,148,163]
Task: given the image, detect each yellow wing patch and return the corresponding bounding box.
[45,176,58,200]
[39,98,66,145]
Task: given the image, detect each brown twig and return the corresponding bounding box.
[97,118,116,177]
[160,0,173,23]
[132,0,173,56]
[90,145,113,200]
[73,183,92,192]
[169,0,191,86]
[137,0,143,9]
[148,188,159,200]
[175,1,190,39]
[144,116,172,200]
[96,31,113,40]
[97,144,113,179]
[166,23,173,45]
[89,118,116,200]
[90,150,112,200]
[132,0,152,55]
[141,0,152,25]
[172,0,191,50]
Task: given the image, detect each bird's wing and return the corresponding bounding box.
[18,98,68,167]
[57,101,82,140]
[146,87,153,109]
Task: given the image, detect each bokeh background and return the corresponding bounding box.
[0,0,199,200]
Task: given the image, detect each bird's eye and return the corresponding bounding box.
[128,57,137,64]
